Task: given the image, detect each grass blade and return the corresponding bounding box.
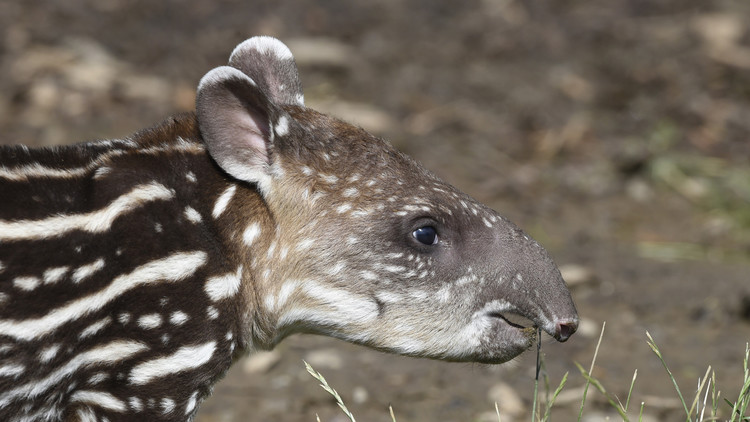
[577,321,606,421]
[304,360,357,422]
[646,331,691,419]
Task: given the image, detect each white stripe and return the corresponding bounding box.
[79,317,112,339]
[0,162,90,181]
[0,251,207,341]
[72,258,105,284]
[0,364,25,378]
[38,344,61,363]
[204,266,242,302]
[0,340,147,407]
[185,391,199,415]
[71,390,127,412]
[0,140,203,182]
[212,185,236,218]
[129,342,216,385]
[0,182,175,241]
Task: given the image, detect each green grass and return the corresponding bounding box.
[305,323,750,421]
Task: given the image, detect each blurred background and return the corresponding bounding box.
[1,1,749,421]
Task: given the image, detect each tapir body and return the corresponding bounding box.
[0,37,577,421]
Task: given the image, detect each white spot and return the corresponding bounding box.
[88,372,109,385]
[204,266,243,302]
[243,223,261,246]
[39,344,61,363]
[212,185,237,219]
[138,314,163,329]
[207,306,219,320]
[336,203,352,214]
[43,266,69,285]
[327,262,346,276]
[129,342,216,385]
[436,285,452,303]
[154,222,163,233]
[342,187,359,197]
[387,252,404,259]
[184,206,202,223]
[72,258,105,284]
[13,276,40,291]
[297,238,314,251]
[482,217,492,228]
[360,270,377,281]
[0,261,4,272]
[169,311,189,326]
[0,182,175,241]
[71,390,127,412]
[186,172,197,183]
[80,317,112,339]
[130,397,143,412]
[161,397,176,414]
[118,313,131,325]
[409,290,428,301]
[375,291,402,304]
[301,166,313,176]
[0,251,207,341]
[382,265,406,273]
[185,391,199,415]
[320,173,337,183]
[275,115,289,137]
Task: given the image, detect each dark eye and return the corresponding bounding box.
[412,226,438,245]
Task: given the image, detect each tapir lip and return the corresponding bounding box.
[487,311,535,331]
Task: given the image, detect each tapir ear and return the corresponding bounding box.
[228,36,305,107]
[196,66,280,189]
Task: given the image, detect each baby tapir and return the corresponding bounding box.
[0,36,578,421]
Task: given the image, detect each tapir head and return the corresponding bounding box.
[196,36,578,364]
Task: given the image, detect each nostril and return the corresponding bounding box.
[555,320,578,342]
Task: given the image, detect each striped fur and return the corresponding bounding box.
[0,37,578,421]
[0,118,245,421]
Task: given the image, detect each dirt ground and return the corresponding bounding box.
[1,1,749,421]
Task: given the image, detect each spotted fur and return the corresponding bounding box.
[0,36,578,421]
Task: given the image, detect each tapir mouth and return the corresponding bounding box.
[488,311,536,331]
[486,309,577,343]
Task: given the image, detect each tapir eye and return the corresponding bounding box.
[412,226,438,245]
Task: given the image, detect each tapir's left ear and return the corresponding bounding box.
[196,66,282,191]
[228,36,305,107]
